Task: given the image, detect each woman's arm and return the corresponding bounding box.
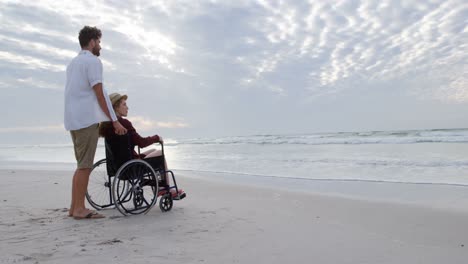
[120,118,160,148]
[132,132,160,148]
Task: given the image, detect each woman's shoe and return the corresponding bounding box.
[171,188,186,200]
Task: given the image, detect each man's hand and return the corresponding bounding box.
[113,121,127,135]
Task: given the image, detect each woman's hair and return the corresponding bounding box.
[98,122,112,137]
[112,97,124,109]
[98,97,125,137]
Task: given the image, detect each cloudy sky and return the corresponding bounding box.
[0,0,467,144]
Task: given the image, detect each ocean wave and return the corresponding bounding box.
[1,128,467,149]
[0,143,75,149]
[282,158,468,168]
[175,128,468,146]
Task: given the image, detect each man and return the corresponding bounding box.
[64,26,126,219]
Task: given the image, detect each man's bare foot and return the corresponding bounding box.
[72,208,96,219]
[73,211,105,220]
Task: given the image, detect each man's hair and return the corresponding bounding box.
[78,26,102,48]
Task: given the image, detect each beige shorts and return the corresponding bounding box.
[70,124,99,169]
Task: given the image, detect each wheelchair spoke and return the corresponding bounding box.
[118,181,132,202]
[86,159,113,209]
[142,196,150,207]
[137,164,143,177]
[112,159,159,215]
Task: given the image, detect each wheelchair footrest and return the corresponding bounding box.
[158,187,186,200]
[173,192,186,200]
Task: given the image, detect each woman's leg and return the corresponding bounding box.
[144,150,169,184]
[143,149,161,158]
[144,151,185,198]
[141,149,156,156]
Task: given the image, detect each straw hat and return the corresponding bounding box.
[109,93,128,106]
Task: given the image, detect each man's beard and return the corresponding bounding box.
[92,46,100,57]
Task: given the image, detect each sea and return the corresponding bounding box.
[1,128,468,186]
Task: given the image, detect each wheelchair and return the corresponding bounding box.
[85,135,185,216]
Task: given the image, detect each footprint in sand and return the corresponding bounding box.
[97,238,123,245]
[46,208,68,213]
[199,210,216,215]
[186,229,209,234]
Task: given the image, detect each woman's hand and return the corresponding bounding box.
[152,135,163,143]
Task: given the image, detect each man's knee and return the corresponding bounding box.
[71,124,99,169]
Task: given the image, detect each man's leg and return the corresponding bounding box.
[69,177,75,216]
[69,124,100,218]
[72,168,92,217]
[69,131,78,217]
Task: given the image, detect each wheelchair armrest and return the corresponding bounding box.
[137,141,164,156]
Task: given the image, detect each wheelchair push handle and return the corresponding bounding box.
[156,141,164,156]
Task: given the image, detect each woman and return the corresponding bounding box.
[99,93,162,159]
[99,93,185,198]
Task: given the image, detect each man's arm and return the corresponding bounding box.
[93,83,127,135]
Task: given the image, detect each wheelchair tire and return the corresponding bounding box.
[159,194,173,212]
[112,159,159,216]
[86,159,114,210]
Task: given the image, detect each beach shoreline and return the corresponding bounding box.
[2,168,468,263]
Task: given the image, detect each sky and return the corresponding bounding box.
[0,0,467,144]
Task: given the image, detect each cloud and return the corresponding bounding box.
[130,116,189,131]
[2,0,464,101]
[0,34,76,59]
[156,121,190,128]
[0,81,9,89]
[16,77,62,90]
[0,1,183,75]
[0,0,467,143]
[0,51,65,72]
[0,124,63,133]
[234,0,467,101]
[113,23,182,72]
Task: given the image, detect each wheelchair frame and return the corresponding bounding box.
[85,135,183,216]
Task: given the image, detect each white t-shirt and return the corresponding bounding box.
[64,50,117,131]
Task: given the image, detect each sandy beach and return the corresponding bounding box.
[2,168,468,264]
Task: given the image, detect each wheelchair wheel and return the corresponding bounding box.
[112,159,159,216]
[159,194,173,212]
[86,159,114,210]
